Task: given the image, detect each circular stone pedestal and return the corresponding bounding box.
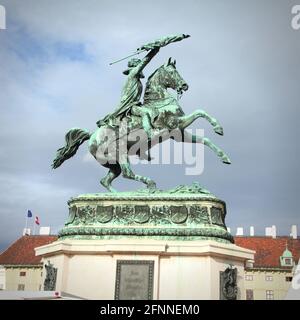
[59,183,233,243]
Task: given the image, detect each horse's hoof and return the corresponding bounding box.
[147,181,157,191]
[221,155,231,164]
[100,179,117,193]
[214,125,224,136]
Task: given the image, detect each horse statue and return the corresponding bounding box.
[52,57,231,192]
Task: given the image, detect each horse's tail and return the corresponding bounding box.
[52,128,90,169]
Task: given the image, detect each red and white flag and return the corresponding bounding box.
[35,216,40,225]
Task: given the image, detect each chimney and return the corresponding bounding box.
[265,225,276,238]
[271,225,276,238]
[23,228,31,236]
[236,227,244,236]
[290,225,297,239]
[265,227,272,236]
[250,226,255,236]
[39,226,51,235]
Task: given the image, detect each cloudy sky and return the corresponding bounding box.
[0,0,299,250]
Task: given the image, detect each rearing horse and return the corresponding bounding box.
[52,58,231,192]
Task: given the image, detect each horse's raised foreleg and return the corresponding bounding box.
[178,130,231,164]
[120,160,157,190]
[178,110,224,135]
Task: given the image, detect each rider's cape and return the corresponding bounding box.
[97,70,142,127]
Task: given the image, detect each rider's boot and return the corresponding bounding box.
[142,114,152,140]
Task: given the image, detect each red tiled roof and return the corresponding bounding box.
[234,236,300,268]
[0,235,57,266]
[1,235,299,268]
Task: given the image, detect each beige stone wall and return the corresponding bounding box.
[36,239,254,300]
[159,255,212,299]
[212,256,246,300]
[244,270,292,300]
[4,266,43,291]
[0,266,5,290]
[54,254,247,300]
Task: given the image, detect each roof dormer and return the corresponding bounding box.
[280,244,294,267]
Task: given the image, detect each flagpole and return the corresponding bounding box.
[24,215,28,235]
[109,49,145,65]
[33,219,36,236]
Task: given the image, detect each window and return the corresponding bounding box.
[285,258,292,265]
[17,284,25,291]
[41,272,43,277]
[19,271,26,277]
[246,289,254,300]
[266,290,274,300]
[286,276,293,282]
[245,275,253,281]
[39,284,42,291]
[265,275,273,281]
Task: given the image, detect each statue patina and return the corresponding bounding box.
[220,266,238,300]
[52,34,231,192]
[43,261,57,291]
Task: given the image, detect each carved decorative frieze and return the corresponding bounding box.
[96,205,114,223]
[170,205,188,224]
[210,206,224,226]
[133,205,150,224]
[189,205,209,224]
[60,191,232,243]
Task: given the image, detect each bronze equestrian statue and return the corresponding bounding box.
[52,34,231,192]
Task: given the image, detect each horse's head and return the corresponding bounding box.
[144,58,189,102]
[161,57,189,94]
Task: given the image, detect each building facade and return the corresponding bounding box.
[0,235,57,291]
[235,236,300,300]
[0,233,299,299]
[0,266,5,290]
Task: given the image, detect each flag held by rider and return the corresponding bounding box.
[109,34,190,65]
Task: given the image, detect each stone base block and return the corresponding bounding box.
[36,238,254,300]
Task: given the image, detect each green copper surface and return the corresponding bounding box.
[52,34,231,192]
[59,183,233,243]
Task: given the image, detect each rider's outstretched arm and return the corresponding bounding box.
[135,47,160,73]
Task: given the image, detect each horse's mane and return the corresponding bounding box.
[146,65,163,83]
[144,62,177,102]
[146,62,176,85]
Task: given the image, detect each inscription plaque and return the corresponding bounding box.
[115,260,154,300]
